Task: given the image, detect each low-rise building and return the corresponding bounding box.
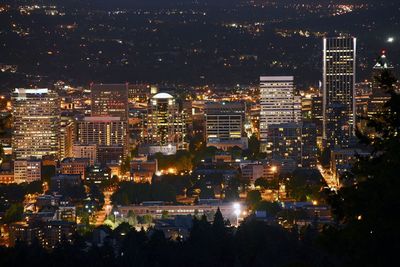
[60,158,90,179]
[72,144,97,165]
[85,165,111,184]
[13,158,41,183]
[130,159,158,183]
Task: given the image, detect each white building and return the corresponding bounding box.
[323,36,356,148]
[259,76,301,152]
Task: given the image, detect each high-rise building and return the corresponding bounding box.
[205,101,247,150]
[259,76,301,152]
[77,117,128,163]
[301,121,318,168]
[128,84,157,103]
[59,116,75,160]
[12,88,60,160]
[142,92,187,154]
[368,50,394,118]
[323,36,356,148]
[91,83,129,120]
[265,123,302,166]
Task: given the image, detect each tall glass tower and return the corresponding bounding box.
[323,36,356,148]
[12,88,60,159]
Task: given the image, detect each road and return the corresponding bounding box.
[95,190,113,226]
[317,164,340,191]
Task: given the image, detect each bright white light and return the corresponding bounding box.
[233,202,241,216]
[387,37,394,43]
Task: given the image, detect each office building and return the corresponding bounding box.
[72,144,97,165]
[12,88,60,159]
[13,158,42,183]
[301,121,318,168]
[91,83,129,120]
[142,92,187,155]
[85,165,111,184]
[77,116,128,163]
[60,158,90,179]
[323,37,356,148]
[128,83,157,103]
[50,174,81,194]
[59,116,75,160]
[205,101,247,150]
[368,50,394,118]
[259,76,301,152]
[265,123,302,166]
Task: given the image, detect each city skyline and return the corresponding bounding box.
[0,1,399,266]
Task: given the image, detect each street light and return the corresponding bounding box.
[233,202,241,226]
[113,211,119,223]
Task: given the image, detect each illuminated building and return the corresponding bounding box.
[368,50,394,118]
[0,171,14,184]
[323,37,356,148]
[85,165,111,184]
[259,76,301,152]
[128,83,157,103]
[142,92,187,155]
[240,163,264,185]
[72,143,97,165]
[12,88,60,159]
[91,83,129,120]
[13,158,41,184]
[130,159,158,184]
[60,158,90,179]
[301,121,318,168]
[59,116,75,160]
[77,116,128,163]
[265,123,302,166]
[205,101,247,150]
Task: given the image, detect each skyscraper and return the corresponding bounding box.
[12,88,60,159]
[142,92,187,154]
[77,116,129,164]
[323,36,356,148]
[259,76,301,152]
[91,83,129,120]
[205,101,247,150]
[368,50,394,118]
[90,83,129,161]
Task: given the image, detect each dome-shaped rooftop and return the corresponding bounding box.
[152,92,174,99]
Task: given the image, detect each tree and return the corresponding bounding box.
[246,190,262,208]
[322,70,400,266]
[212,208,225,232]
[120,156,131,175]
[246,134,260,159]
[3,203,23,224]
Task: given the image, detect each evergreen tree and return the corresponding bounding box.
[323,69,400,266]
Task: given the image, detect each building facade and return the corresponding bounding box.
[259,76,301,153]
[77,116,128,163]
[142,92,187,154]
[12,88,60,160]
[205,101,247,150]
[91,83,129,120]
[323,37,356,148]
